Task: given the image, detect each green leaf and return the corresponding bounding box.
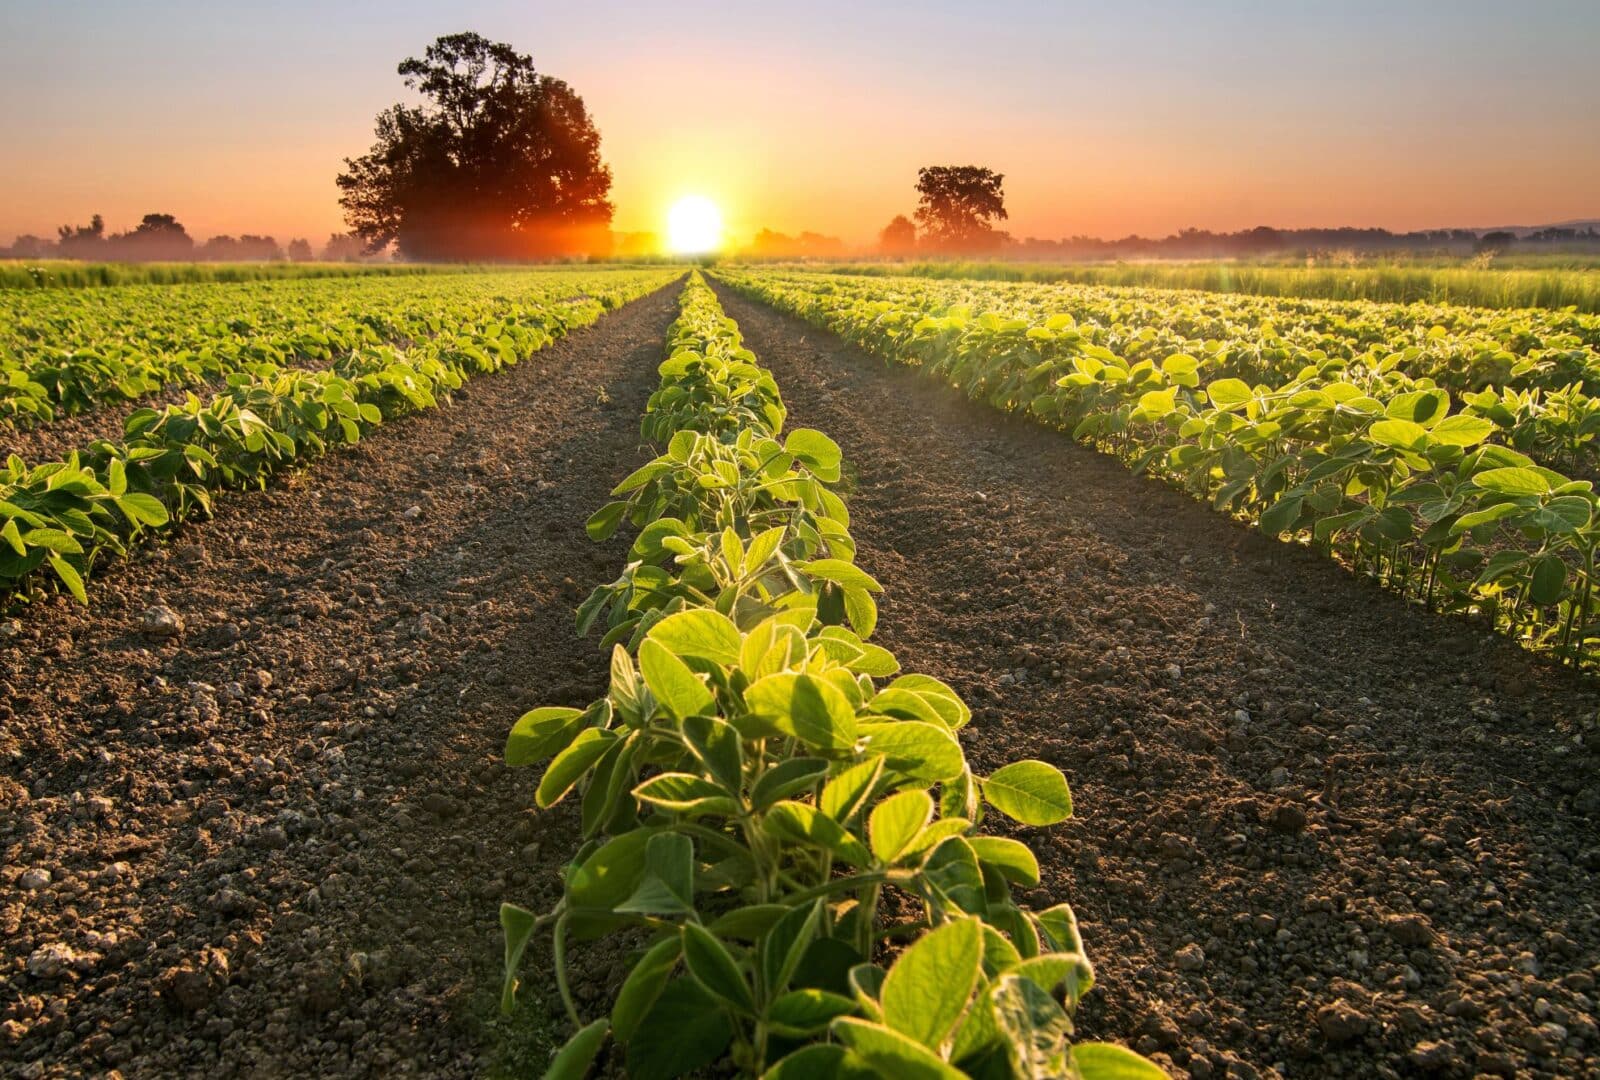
[47,554,88,604]
[1205,378,1252,409]
[612,937,681,1041]
[830,1018,968,1080]
[743,672,857,750]
[983,760,1074,825]
[1071,1042,1171,1080]
[764,801,872,866]
[537,728,617,808]
[868,789,933,863]
[626,978,734,1080]
[969,836,1040,885]
[540,1018,609,1080]
[586,500,628,541]
[760,900,825,999]
[881,916,982,1050]
[1368,418,1428,450]
[506,706,586,766]
[785,428,843,481]
[681,923,754,1013]
[116,492,170,528]
[1259,494,1303,536]
[683,715,743,793]
[990,974,1072,1077]
[763,1044,876,1080]
[617,833,696,914]
[799,558,882,593]
[1474,466,1550,496]
[1430,414,1495,447]
[632,773,738,817]
[498,903,537,1014]
[858,721,965,782]
[647,609,742,666]
[1529,554,1566,606]
[639,638,714,720]
[751,757,830,810]
[767,989,858,1035]
[0,518,24,556]
[820,757,885,824]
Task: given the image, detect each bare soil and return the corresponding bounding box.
[1,283,680,1078]
[710,280,1600,1080]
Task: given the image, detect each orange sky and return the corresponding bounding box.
[2,1,1596,248]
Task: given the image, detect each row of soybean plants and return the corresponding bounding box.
[757,270,1600,478]
[809,264,1600,359]
[718,270,1600,668]
[499,273,1162,1080]
[0,268,651,426]
[0,269,678,605]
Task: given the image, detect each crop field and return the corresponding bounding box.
[4,263,1598,1080]
[821,259,1600,315]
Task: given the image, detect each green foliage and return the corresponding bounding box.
[502,274,1153,1079]
[0,269,679,604]
[720,268,1600,667]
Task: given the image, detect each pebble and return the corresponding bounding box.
[401,505,423,521]
[141,604,184,638]
[1175,943,1206,971]
[19,867,51,891]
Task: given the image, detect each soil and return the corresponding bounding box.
[4,271,1598,1080]
[2,380,244,465]
[1,282,680,1078]
[709,280,1600,1080]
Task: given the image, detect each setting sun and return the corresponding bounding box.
[667,195,723,254]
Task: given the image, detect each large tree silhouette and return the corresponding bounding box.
[337,33,614,260]
[914,166,1008,252]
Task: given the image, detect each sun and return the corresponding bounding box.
[667,195,723,254]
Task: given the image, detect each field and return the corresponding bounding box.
[4,267,1599,1079]
[821,257,1600,314]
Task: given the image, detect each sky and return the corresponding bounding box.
[1,0,1597,248]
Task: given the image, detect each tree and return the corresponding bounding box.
[321,233,367,261]
[199,235,239,261]
[337,32,614,260]
[236,235,285,261]
[1476,230,1515,253]
[878,214,917,255]
[286,238,314,262]
[6,235,52,259]
[109,213,194,260]
[57,214,107,259]
[913,166,1008,252]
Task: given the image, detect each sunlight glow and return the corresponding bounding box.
[667,195,723,254]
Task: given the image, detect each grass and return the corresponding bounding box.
[819,257,1600,313]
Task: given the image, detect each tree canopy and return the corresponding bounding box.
[914,166,1008,252]
[337,32,614,260]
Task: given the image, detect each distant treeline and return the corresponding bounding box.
[1,213,380,263]
[999,225,1600,259]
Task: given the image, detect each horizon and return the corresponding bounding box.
[2,1,1597,249]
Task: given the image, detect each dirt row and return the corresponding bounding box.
[710,280,1600,1080]
[1,282,682,1077]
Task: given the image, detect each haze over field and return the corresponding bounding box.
[2,0,1597,248]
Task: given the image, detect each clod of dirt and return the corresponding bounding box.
[1316,1000,1370,1043]
[160,947,230,1011]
